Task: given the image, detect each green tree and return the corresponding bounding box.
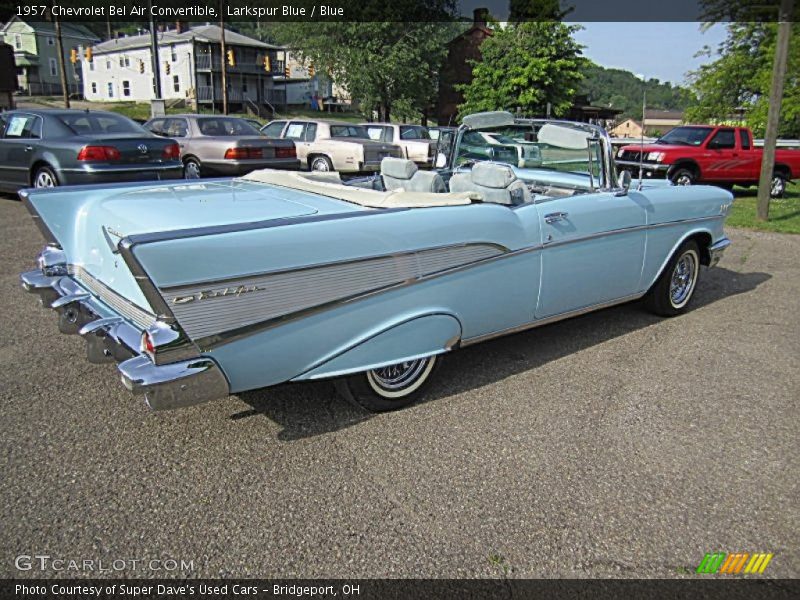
[456,22,585,119]
[685,22,800,137]
[267,3,459,122]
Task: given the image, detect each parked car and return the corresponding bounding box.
[0,109,182,192]
[616,125,800,197]
[19,111,731,413]
[144,114,299,178]
[260,119,403,172]
[361,123,437,167]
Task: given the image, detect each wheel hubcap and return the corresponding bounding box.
[670,252,697,307]
[184,162,200,179]
[771,177,784,197]
[676,174,692,186]
[370,359,429,391]
[35,171,54,187]
[312,159,330,171]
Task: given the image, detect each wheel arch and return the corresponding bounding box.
[646,229,713,293]
[29,159,59,186]
[774,163,792,180]
[291,311,462,382]
[667,159,701,181]
[307,153,332,169]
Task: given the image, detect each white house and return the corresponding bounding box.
[81,24,287,113]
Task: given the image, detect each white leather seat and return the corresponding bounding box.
[381,157,446,193]
[448,162,530,206]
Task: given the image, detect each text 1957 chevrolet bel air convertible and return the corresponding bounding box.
[20,111,732,413]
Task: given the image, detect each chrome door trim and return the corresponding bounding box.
[461,292,645,347]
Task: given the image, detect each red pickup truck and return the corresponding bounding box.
[616,125,799,197]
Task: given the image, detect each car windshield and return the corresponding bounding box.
[330,125,369,138]
[656,126,713,146]
[198,117,261,136]
[455,124,602,182]
[58,112,143,135]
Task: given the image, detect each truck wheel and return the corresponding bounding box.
[770,173,787,198]
[644,240,701,317]
[670,168,696,186]
[310,155,333,172]
[335,355,440,412]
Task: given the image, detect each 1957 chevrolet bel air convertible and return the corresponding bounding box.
[20,112,732,412]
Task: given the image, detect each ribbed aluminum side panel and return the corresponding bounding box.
[160,244,504,341]
[69,266,157,329]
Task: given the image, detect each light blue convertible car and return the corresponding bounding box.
[20,111,731,412]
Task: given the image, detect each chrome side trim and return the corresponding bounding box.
[119,355,230,411]
[162,243,508,342]
[543,215,720,248]
[68,265,157,329]
[462,292,645,347]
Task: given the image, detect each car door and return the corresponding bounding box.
[702,128,741,181]
[534,190,647,319]
[0,113,41,189]
[283,121,310,163]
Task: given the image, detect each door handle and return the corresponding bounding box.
[25,146,33,151]
[544,211,569,224]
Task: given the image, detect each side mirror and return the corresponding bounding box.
[615,170,632,196]
[435,152,447,168]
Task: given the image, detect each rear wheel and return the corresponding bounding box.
[33,166,58,188]
[310,155,333,172]
[335,355,440,412]
[183,158,201,179]
[770,173,787,198]
[644,240,701,317]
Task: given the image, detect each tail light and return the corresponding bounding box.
[276,146,296,159]
[141,330,155,359]
[77,145,121,161]
[162,143,180,160]
[224,147,263,160]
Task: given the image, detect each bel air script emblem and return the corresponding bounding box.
[172,284,265,304]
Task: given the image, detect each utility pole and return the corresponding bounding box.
[220,0,228,115]
[757,0,794,221]
[148,0,163,102]
[54,15,70,108]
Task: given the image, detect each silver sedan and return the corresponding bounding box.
[145,114,300,178]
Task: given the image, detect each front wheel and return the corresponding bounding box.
[335,355,440,412]
[644,240,701,317]
[670,168,696,187]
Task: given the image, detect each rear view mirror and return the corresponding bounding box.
[615,170,632,196]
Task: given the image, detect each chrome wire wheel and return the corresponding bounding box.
[669,249,699,309]
[366,356,437,399]
[675,173,693,186]
[34,169,56,188]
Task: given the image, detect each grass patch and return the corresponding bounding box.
[727,186,800,234]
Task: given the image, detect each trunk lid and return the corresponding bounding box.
[79,134,177,164]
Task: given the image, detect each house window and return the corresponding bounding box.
[49,58,57,77]
[47,37,55,46]
[170,45,177,61]
[173,75,180,93]
[242,79,248,93]
[106,60,111,70]
[91,82,97,94]
[14,34,21,49]
[89,61,94,71]
[119,57,124,67]
[107,82,114,98]
[124,56,130,67]
[122,80,130,97]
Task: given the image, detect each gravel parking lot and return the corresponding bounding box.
[0,195,797,579]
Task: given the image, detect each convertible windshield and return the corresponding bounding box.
[330,125,369,138]
[455,124,602,182]
[657,126,713,146]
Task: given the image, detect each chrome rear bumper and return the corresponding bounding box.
[20,260,230,411]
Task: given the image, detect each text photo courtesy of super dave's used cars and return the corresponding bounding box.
[18,111,732,412]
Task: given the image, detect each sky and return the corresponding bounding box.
[573,22,729,86]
